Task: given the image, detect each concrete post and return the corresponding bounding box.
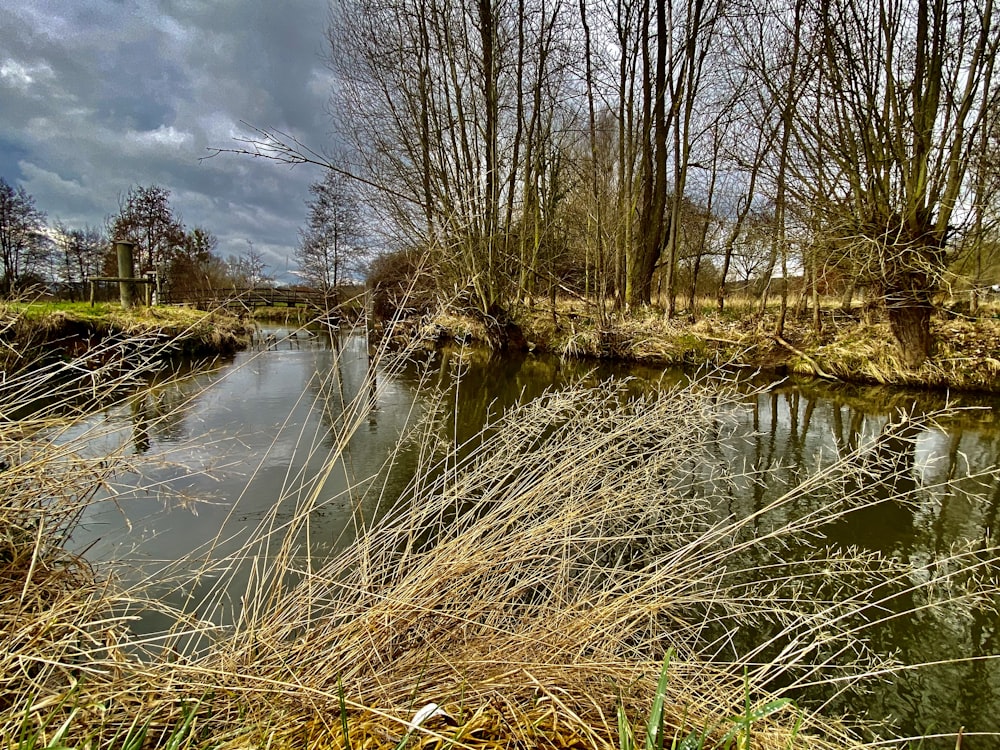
[115,239,137,309]
[144,271,155,306]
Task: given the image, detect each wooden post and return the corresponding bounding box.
[115,239,137,309]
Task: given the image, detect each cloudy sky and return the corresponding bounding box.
[1,0,339,280]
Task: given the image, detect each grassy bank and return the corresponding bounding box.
[0,302,253,376]
[414,300,1000,393]
[3,319,998,749]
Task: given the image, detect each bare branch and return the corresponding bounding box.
[202,122,419,206]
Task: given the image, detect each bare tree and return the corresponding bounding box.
[660,0,727,317]
[793,0,1000,366]
[714,117,771,312]
[594,0,730,310]
[296,170,363,303]
[230,240,272,289]
[205,0,1000,348]
[732,0,809,335]
[606,0,645,307]
[951,97,1000,312]
[326,0,578,328]
[629,0,669,308]
[108,185,185,275]
[54,223,106,298]
[167,227,230,300]
[0,177,48,297]
[579,0,604,313]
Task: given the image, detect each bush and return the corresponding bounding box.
[366,248,437,321]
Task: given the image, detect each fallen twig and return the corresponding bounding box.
[771,334,840,380]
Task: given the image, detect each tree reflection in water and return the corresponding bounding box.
[408,352,1000,745]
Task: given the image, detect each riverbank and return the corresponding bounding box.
[0,302,253,375]
[6,319,998,748]
[412,302,1000,393]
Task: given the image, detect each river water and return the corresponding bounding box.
[69,325,1000,747]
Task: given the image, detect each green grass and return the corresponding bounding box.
[2,301,121,320]
[1,299,245,326]
[616,653,799,750]
[0,301,252,377]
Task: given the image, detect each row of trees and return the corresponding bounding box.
[0,178,271,301]
[309,0,1000,366]
[0,178,56,297]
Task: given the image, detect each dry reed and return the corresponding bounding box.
[0,322,196,745]
[507,295,1000,392]
[3,304,999,749]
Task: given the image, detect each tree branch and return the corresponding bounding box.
[202,122,419,206]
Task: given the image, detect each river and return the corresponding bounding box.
[69,325,1000,747]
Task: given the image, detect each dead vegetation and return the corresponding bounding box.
[414,297,1000,392]
[0,302,252,377]
[2,313,999,749]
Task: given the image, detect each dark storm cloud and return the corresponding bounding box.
[0,0,337,277]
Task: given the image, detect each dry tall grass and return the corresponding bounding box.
[0,320,193,744]
[506,293,1000,392]
[3,308,999,749]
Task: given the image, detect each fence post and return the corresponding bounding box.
[114,239,137,310]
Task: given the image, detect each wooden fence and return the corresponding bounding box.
[163,287,337,312]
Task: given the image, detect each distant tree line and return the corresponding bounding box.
[0,178,272,303]
[0,178,54,297]
[293,0,1000,366]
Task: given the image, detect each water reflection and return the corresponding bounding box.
[385,351,999,746]
[72,330,413,635]
[698,382,998,747]
[68,330,1000,746]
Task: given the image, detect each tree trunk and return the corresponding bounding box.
[839,279,854,313]
[811,265,821,333]
[687,253,702,319]
[477,0,500,312]
[630,0,667,309]
[886,286,934,368]
[626,240,660,307]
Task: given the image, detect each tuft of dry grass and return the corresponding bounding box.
[806,317,1000,390]
[525,298,1000,391]
[508,304,754,366]
[0,319,208,745]
[173,373,996,748]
